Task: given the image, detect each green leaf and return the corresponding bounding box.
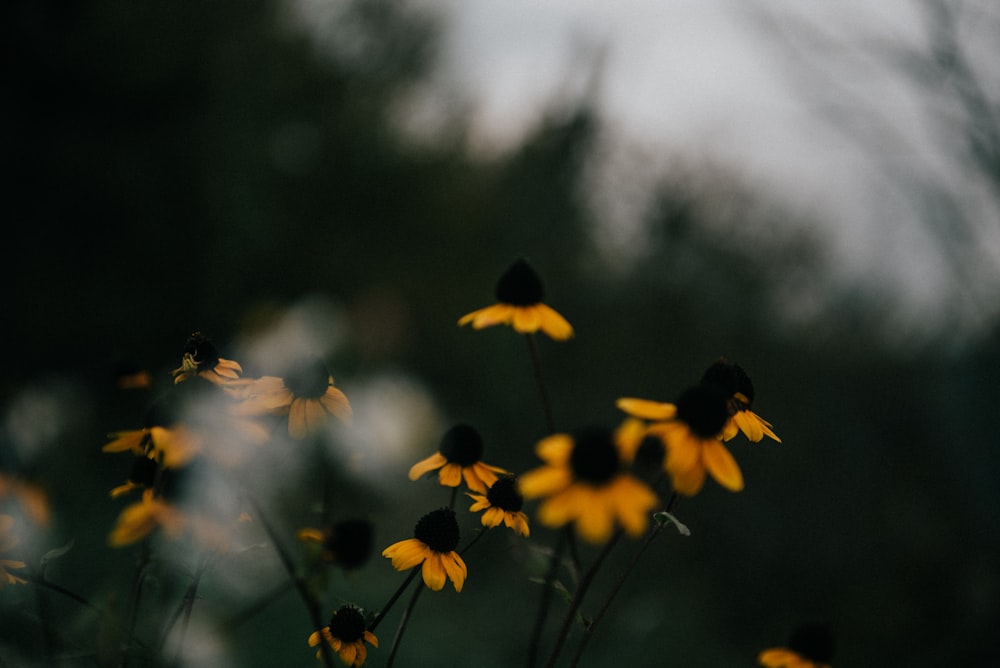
[40,539,75,568]
[653,511,691,536]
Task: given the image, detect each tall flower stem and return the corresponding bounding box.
[245,495,335,668]
[567,494,678,667]
[385,580,425,668]
[161,553,213,662]
[368,568,420,633]
[525,334,555,434]
[527,529,567,668]
[542,529,624,668]
[118,538,151,668]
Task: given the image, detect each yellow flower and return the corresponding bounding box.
[458,258,574,340]
[0,473,49,526]
[232,357,352,439]
[620,384,744,496]
[171,332,243,385]
[408,424,508,494]
[467,475,530,537]
[759,623,834,668]
[701,359,780,443]
[518,421,658,544]
[308,606,378,666]
[108,489,185,547]
[382,508,467,592]
[0,515,27,588]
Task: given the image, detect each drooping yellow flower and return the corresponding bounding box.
[108,489,185,547]
[518,420,658,544]
[458,258,574,340]
[382,508,467,592]
[618,384,744,496]
[758,623,834,668]
[172,332,243,385]
[408,424,508,494]
[701,359,780,443]
[467,474,530,537]
[0,514,27,588]
[308,606,378,666]
[232,357,351,439]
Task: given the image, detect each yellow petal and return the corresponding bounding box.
[437,463,463,487]
[703,440,744,492]
[574,487,615,544]
[616,398,677,420]
[408,452,447,481]
[537,304,574,340]
[382,538,428,571]
[518,466,571,499]
[421,552,447,591]
[441,551,467,592]
[511,306,543,333]
[534,434,573,465]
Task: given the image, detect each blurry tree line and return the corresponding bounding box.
[4,0,999,665]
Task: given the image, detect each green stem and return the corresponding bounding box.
[368,568,420,633]
[527,530,567,668]
[525,334,555,434]
[542,529,624,668]
[567,493,680,667]
[385,580,425,668]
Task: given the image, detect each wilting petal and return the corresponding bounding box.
[422,553,448,591]
[408,452,447,480]
[537,304,574,340]
[441,551,467,592]
[703,440,744,492]
[382,538,429,571]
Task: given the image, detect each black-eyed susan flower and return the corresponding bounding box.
[408,424,508,494]
[620,384,744,496]
[233,356,351,439]
[701,359,780,443]
[382,508,467,592]
[108,489,185,547]
[518,421,658,544]
[298,519,374,569]
[0,514,27,588]
[172,332,243,385]
[758,623,834,668]
[467,474,530,537]
[308,605,378,666]
[458,258,574,340]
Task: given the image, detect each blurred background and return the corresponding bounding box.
[3,0,999,665]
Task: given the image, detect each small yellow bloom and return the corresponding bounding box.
[171,332,243,385]
[467,475,530,537]
[382,508,467,592]
[308,605,378,666]
[108,489,185,547]
[458,258,574,340]
[232,357,352,439]
[408,424,507,494]
[701,359,781,443]
[518,422,658,544]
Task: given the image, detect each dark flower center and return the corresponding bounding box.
[674,385,729,438]
[413,507,460,553]
[494,258,545,306]
[128,456,159,487]
[327,606,367,643]
[182,332,221,368]
[700,359,755,405]
[438,424,484,466]
[486,475,524,512]
[322,519,374,570]
[284,357,331,399]
[787,623,835,663]
[569,427,620,485]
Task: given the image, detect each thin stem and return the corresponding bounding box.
[161,554,213,662]
[527,530,567,668]
[385,580,425,668]
[118,538,151,668]
[525,334,555,434]
[368,568,420,633]
[246,496,335,668]
[222,579,294,632]
[542,529,624,668]
[567,493,680,667]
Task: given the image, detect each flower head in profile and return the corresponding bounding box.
[107,489,185,547]
[701,359,780,443]
[298,519,374,570]
[618,384,744,496]
[381,508,467,592]
[518,420,658,544]
[759,623,834,668]
[308,605,378,666]
[233,356,352,439]
[467,474,530,537]
[408,424,508,494]
[172,332,243,385]
[102,385,209,468]
[0,514,27,588]
[458,258,574,340]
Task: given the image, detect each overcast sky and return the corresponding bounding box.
[414,0,1000,341]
